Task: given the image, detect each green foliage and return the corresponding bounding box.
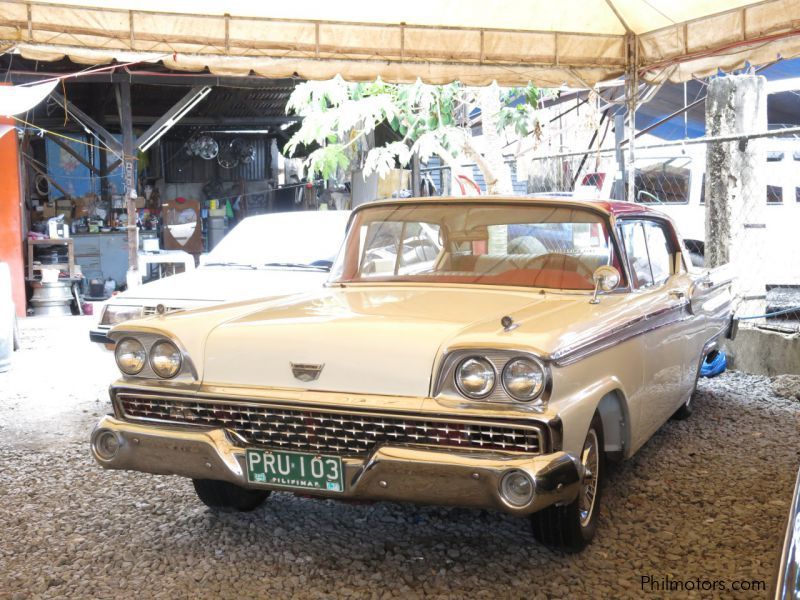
[497,84,545,139]
[285,76,541,181]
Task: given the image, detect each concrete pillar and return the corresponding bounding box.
[705,74,767,313]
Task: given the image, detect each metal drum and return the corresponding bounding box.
[30,281,73,316]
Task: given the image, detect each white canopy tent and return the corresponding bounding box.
[0,0,799,87]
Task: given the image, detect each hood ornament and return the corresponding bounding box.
[501,315,519,332]
[291,363,324,382]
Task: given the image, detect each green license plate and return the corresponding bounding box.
[245,449,344,493]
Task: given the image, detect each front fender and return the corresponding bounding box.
[550,374,631,458]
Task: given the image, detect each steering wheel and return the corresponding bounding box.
[524,253,595,281]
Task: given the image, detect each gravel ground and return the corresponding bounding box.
[1,317,799,599]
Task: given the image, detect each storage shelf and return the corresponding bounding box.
[27,238,77,280]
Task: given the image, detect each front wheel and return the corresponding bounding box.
[192,479,270,512]
[531,412,604,553]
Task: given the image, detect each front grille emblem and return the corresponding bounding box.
[169,406,197,421]
[291,362,324,382]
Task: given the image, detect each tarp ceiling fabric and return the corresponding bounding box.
[0,79,55,115]
[1,0,799,86]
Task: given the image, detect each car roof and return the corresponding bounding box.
[355,195,665,219]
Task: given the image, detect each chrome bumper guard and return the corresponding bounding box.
[91,415,582,515]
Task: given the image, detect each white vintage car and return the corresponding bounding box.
[91,196,734,552]
[90,210,350,346]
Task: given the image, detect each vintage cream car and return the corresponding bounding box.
[91,196,734,552]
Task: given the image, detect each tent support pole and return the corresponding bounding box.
[625,33,638,203]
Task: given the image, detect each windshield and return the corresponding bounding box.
[330,203,623,290]
[206,211,350,268]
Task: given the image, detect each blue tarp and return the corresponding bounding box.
[634,57,800,140]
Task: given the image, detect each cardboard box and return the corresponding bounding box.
[73,196,94,218]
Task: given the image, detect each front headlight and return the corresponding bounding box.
[101,305,144,326]
[502,357,545,401]
[455,357,496,398]
[115,338,146,375]
[149,340,183,378]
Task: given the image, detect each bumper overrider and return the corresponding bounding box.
[91,389,582,516]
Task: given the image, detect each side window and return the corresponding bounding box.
[620,222,653,288]
[643,221,672,285]
[620,220,676,289]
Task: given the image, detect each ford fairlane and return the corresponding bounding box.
[91,196,734,552]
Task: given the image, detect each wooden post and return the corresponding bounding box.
[411,152,421,197]
[115,81,138,284]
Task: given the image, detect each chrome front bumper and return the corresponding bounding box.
[91,415,582,515]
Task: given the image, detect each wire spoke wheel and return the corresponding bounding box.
[578,428,599,527]
[531,412,604,552]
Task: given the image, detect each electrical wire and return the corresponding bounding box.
[13,56,171,88]
[737,307,800,320]
[12,115,122,157]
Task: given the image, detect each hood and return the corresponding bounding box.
[114,266,329,305]
[201,285,603,397]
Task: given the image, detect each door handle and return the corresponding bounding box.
[669,290,686,300]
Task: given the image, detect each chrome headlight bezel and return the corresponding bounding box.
[100,304,144,326]
[149,339,183,379]
[435,349,550,408]
[109,330,196,382]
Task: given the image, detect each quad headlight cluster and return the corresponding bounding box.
[453,354,546,403]
[115,337,183,379]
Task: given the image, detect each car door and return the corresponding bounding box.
[619,219,694,443]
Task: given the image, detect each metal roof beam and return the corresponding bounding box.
[4,69,298,89]
[49,90,123,155]
[135,85,211,151]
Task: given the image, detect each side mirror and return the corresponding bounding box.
[590,265,621,304]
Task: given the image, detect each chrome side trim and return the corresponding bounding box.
[773,466,800,599]
[551,303,691,367]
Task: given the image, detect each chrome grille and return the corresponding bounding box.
[116,393,543,456]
